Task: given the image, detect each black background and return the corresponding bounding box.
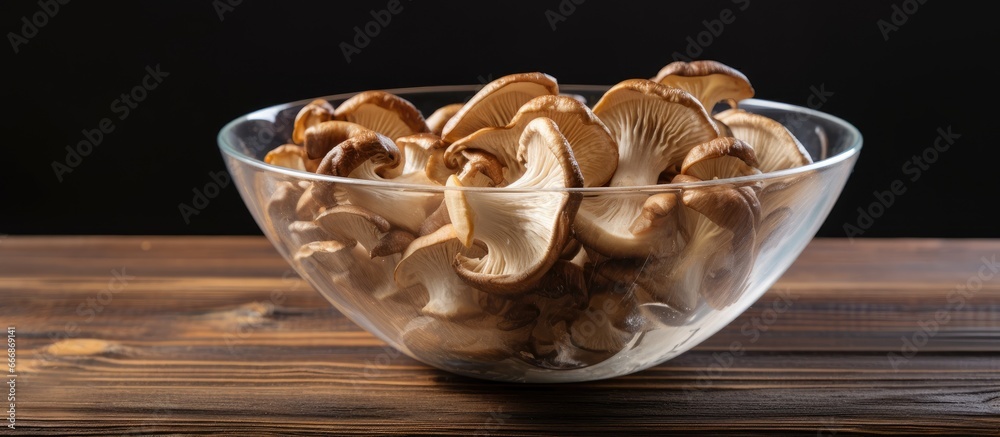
[2,1,995,237]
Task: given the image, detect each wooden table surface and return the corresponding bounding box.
[2,236,998,435]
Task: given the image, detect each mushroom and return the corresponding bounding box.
[651,60,755,114]
[266,181,312,247]
[592,253,698,326]
[671,173,758,310]
[568,288,643,354]
[292,99,336,145]
[293,239,356,275]
[390,133,451,185]
[264,144,310,172]
[310,122,442,234]
[394,225,487,320]
[714,108,812,173]
[312,204,391,256]
[333,91,429,141]
[575,79,718,258]
[425,103,464,136]
[680,136,761,180]
[440,72,559,144]
[444,117,584,295]
[400,314,534,363]
[444,95,619,187]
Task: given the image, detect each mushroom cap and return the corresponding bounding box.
[333,90,429,141]
[592,79,719,186]
[651,60,755,113]
[394,225,487,320]
[425,103,465,136]
[313,204,391,256]
[715,109,813,173]
[680,136,761,180]
[264,144,310,172]
[305,120,389,162]
[312,125,444,234]
[293,239,357,275]
[440,72,559,144]
[444,95,619,187]
[293,99,336,145]
[445,117,584,295]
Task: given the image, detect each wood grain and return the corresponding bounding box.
[1,237,999,435]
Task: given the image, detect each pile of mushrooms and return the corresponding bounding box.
[263,60,813,369]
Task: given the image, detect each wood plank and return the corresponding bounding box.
[2,237,999,435]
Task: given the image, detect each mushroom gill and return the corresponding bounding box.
[444,117,584,295]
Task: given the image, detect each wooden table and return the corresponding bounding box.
[2,236,998,435]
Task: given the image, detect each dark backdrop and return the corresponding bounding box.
[2,1,995,237]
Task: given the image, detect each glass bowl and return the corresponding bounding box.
[217,85,862,383]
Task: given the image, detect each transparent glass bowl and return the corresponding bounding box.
[218,85,862,383]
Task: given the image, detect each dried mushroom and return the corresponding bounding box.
[333,91,429,141]
[260,59,820,371]
[575,79,718,258]
[441,72,559,144]
[445,117,584,295]
[444,95,618,187]
[651,60,755,113]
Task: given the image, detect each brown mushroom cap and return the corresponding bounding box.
[293,99,336,145]
[265,144,322,173]
[444,117,584,295]
[652,60,755,113]
[425,103,464,136]
[333,91,429,141]
[715,109,813,173]
[312,125,444,234]
[304,121,388,162]
[680,137,761,180]
[444,95,619,187]
[440,72,559,144]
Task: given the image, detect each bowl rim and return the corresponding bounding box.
[217,84,863,193]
